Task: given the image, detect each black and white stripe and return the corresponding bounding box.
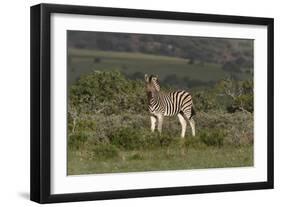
[145,74,196,137]
[149,90,193,117]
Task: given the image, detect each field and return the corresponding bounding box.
[67,49,254,175]
[68,145,253,175]
[67,103,254,175]
[68,48,251,86]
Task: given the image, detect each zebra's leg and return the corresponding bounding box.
[156,114,164,134]
[182,109,196,137]
[150,116,157,132]
[177,113,187,138]
[188,117,196,137]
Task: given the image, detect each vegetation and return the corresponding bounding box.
[67,71,253,175]
[68,31,253,67]
[67,31,254,175]
[67,49,252,87]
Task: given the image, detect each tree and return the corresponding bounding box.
[216,78,253,113]
[69,71,147,116]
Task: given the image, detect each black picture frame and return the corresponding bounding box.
[30,3,274,204]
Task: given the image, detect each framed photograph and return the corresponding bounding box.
[30,3,274,203]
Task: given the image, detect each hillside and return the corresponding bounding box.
[68,48,252,88]
[68,30,253,68]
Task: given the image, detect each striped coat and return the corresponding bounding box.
[145,74,196,137]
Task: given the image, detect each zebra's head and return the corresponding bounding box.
[144,74,160,92]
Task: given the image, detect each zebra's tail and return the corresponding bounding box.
[191,106,196,118]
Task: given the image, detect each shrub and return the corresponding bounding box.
[108,126,179,150]
[215,79,253,113]
[158,133,175,147]
[109,127,141,150]
[68,71,147,115]
[193,91,217,112]
[199,129,226,147]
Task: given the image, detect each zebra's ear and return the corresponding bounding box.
[144,74,149,82]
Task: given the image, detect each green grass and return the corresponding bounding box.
[67,110,254,175]
[68,48,250,85]
[66,53,254,176]
[67,144,253,175]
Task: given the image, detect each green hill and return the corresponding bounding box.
[68,31,253,68]
[68,48,252,88]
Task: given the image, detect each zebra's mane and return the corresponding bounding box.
[149,75,160,92]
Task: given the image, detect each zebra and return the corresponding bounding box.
[144,74,196,137]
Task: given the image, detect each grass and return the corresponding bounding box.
[67,48,251,85]
[67,144,253,175]
[66,59,254,176]
[67,110,254,175]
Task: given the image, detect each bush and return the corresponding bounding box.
[199,129,226,147]
[108,126,182,150]
[109,127,141,150]
[68,110,253,154]
[158,132,175,147]
[69,71,147,115]
[215,79,253,113]
[108,127,160,150]
[193,91,216,112]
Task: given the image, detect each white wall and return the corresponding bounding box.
[0,0,279,206]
